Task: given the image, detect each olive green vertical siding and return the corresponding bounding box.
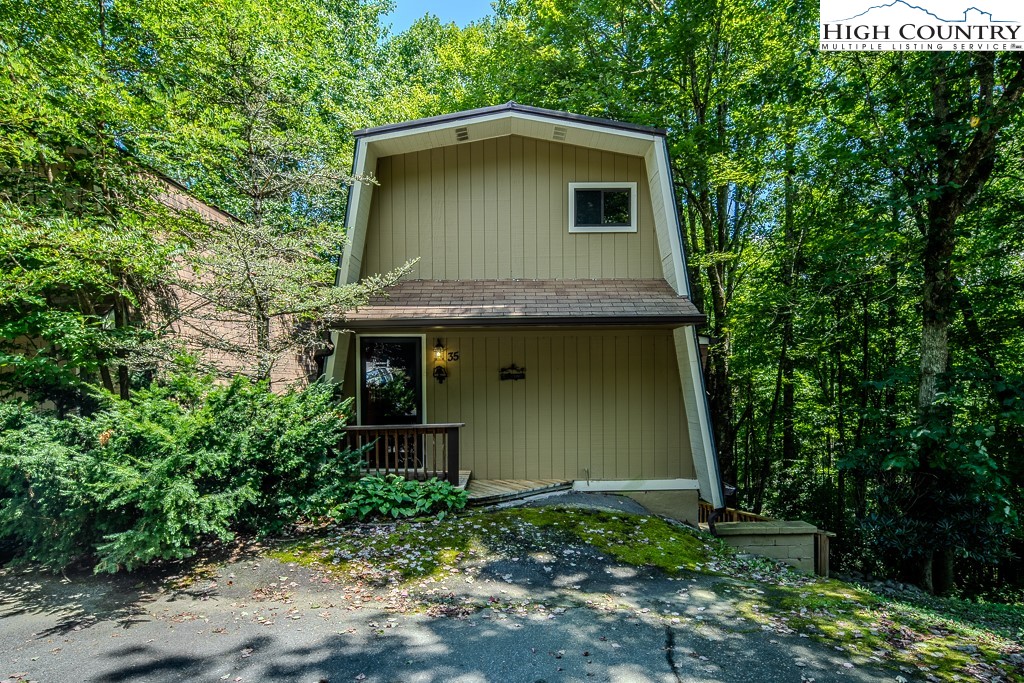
[360,136,662,280]
[420,329,693,481]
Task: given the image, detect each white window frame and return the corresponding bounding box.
[568,181,638,233]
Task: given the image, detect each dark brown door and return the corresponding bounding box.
[358,336,424,425]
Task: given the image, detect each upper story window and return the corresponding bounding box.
[568,182,637,233]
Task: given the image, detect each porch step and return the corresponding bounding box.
[456,470,472,491]
[466,479,572,506]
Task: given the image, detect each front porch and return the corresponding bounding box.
[342,423,572,505]
[329,281,717,500]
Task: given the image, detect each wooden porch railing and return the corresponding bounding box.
[343,423,464,486]
[698,500,771,524]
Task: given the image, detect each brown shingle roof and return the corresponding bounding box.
[343,279,705,328]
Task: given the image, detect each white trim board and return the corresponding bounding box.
[359,111,658,147]
[674,326,723,508]
[568,181,638,233]
[572,479,701,493]
[644,142,688,296]
[339,141,374,286]
[324,330,340,384]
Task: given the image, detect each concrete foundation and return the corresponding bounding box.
[624,490,700,525]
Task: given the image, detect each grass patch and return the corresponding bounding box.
[894,592,1024,644]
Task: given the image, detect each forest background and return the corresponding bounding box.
[1,0,1022,597]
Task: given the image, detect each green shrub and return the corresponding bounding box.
[0,372,362,572]
[0,403,99,566]
[206,378,361,530]
[333,475,468,521]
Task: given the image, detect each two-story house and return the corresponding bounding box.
[324,103,724,522]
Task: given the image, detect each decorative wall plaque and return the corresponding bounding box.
[499,364,526,381]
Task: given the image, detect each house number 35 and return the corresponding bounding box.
[446,351,460,362]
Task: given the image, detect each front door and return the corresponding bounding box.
[358,336,424,425]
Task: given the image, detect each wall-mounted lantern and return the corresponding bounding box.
[433,338,448,384]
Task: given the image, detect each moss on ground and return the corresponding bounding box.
[268,506,712,586]
[265,505,1022,683]
[268,520,475,586]
[733,578,1023,682]
[492,506,711,572]
[266,541,326,570]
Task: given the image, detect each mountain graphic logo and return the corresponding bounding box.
[820,0,1024,50]
[822,0,1019,24]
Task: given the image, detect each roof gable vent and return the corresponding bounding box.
[552,125,567,142]
[455,126,470,142]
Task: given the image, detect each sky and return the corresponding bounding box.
[382,0,495,34]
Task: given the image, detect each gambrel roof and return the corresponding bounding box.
[338,102,690,299]
[352,102,667,138]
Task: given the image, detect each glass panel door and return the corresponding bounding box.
[358,336,424,425]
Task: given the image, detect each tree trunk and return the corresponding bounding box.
[918,209,955,413]
[754,355,785,514]
[780,137,797,468]
[896,51,1024,590]
[685,201,705,313]
[903,197,958,590]
[933,548,955,596]
[833,298,848,534]
[256,314,272,383]
[698,182,736,485]
[75,292,115,395]
[113,296,130,400]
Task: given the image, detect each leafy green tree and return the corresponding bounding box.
[0,0,179,406]
[128,0,408,384]
[377,14,498,118]
[1,0,406,394]
[822,52,1024,593]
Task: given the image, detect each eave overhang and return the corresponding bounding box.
[338,279,705,330]
[352,102,667,138]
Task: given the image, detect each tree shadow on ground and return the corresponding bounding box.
[61,547,897,683]
[0,538,267,635]
[81,594,896,683]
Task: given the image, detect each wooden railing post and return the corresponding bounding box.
[446,425,460,486]
[343,423,463,483]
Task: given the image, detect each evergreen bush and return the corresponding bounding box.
[0,372,362,572]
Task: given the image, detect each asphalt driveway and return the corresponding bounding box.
[0,497,900,683]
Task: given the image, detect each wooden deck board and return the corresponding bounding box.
[466,478,571,505]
